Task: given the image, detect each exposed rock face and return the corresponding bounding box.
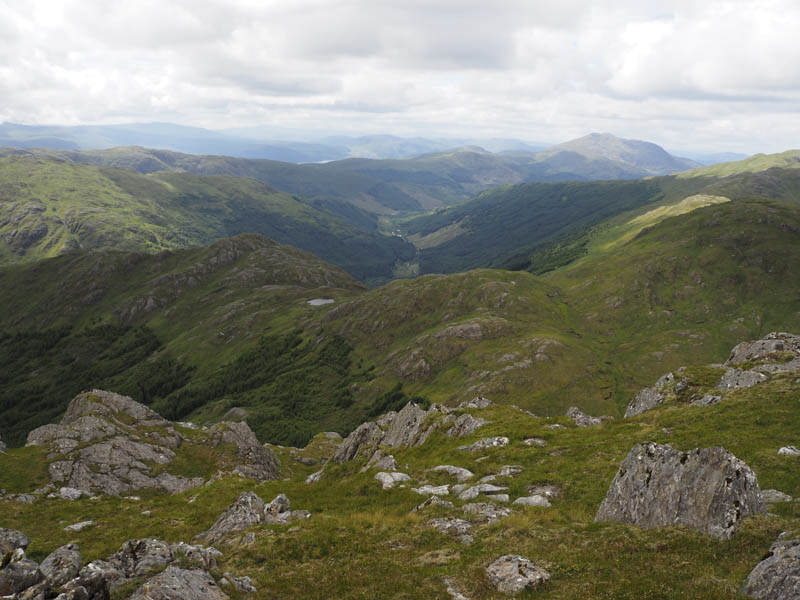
[196,491,266,545]
[566,406,602,427]
[485,555,551,594]
[26,390,202,496]
[595,442,765,539]
[625,372,674,417]
[445,413,487,437]
[129,566,229,600]
[727,332,800,366]
[717,368,768,391]
[742,537,800,599]
[0,527,29,555]
[382,402,428,447]
[332,422,385,463]
[207,421,280,481]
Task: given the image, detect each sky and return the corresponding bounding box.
[1,0,798,154]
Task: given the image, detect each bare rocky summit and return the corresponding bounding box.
[596,442,764,539]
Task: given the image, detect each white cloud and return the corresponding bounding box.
[0,0,798,152]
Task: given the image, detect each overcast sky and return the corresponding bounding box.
[1,0,798,153]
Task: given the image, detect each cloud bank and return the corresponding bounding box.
[1,0,798,153]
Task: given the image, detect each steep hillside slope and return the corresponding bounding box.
[0,154,414,282]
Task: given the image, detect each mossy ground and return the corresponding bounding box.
[2,370,799,598]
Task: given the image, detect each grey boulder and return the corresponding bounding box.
[445,413,487,437]
[717,368,767,391]
[485,554,550,594]
[625,372,674,417]
[129,566,229,600]
[727,332,800,366]
[196,491,265,544]
[566,406,602,427]
[742,537,800,599]
[595,442,764,539]
[0,527,30,555]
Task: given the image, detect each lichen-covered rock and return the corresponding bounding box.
[412,485,450,496]
[513,495,551,507]
[0,528,30,555]
[445,413,487,437]
[458,437,509,452]
[567,406,602,427]
[375,471,411,489]
[595,442,765,539]
[485,554,551,594]
[717,368,768,390]
[332,421,385,463]
[726,332,800,366]
[382,402,428,447]
[427,518,473,545]
[39,543,82,587]
[430,465,475,482]
[109,538,174,578]
[196,491,266,544]
[625,372,674,417]
[742,537,800,599]
[129,566,230,600]
[208,421,281,481]
[462,502,512,523]
[0,549,42,596]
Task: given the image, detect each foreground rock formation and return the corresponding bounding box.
[24,390,280,496]
[743,536,800,599]
[595,442,765,539]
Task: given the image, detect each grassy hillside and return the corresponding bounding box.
[0,234,369,446]
[0,154,415,283]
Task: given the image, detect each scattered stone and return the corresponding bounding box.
[762,490,793,504]
[195,491,266,544]
[499,465,523,478]
[443,577,471,600]
[445,414,487,438]
[129,566,229,600]
[567,406,602,427]
[451,484,470,495]
[717,368,767,390]
[778,446,800,456]
[458,484,509,501]
[742,537,800,599]
[513,495,551,507]
[458,437,509,452]
[523,438,546,447]
[457,397,493,409]
[595,442,765,539]
[526,484,561,498]
[412,485,450,496]
[65,520,94,532]
[427,518,473,545]
[430,465,475,482]
[546,424,566,430]
[625,372,674,417]
[462,502,512,523]
[412,496,455,513]
[691,394,722,407]
[0,528,30,555]
[485,554,551,594]
[375,471,411,489]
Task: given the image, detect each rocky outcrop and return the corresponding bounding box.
[625,372,674,417]
[458,484,508,501]
[717,368,767,391]
[197,491,309,544]
[332,422,385,463]
[382,402,429,447]
[207,421,281,481]
[566,406,602,427]
[129,566,229,600]
[485,555,550,594]
[444,413,487,437]
[727,332,800,366]
[24,390,279,496]
[742,537,800,599]
[513,495,551,507]
[595,442,765,539]
[0,527,29,555]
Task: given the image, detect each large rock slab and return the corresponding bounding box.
[430,465,475,482]
[332,421,385,463]
[726,332,800,366]
[595,442,764,539]
[129,566,229,600]
[445,413,487,437]
[485,554,550,594]
[717,368,767,391]
[382,402,428,447]
[196,491,265,545]
[743,537,800,599]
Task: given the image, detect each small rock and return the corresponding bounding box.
[294,456,317,466]
[523,438,546,447]
[40,543,82,587]
[691,394,722,406]
[444,577,471,600]
[458,484,509,501]
[224,571,257,593]
[430,465,475,482]
[64,520,94,532]
[264,493,291,522]
[374,472,411,489]
[0,548,43,595]
[492,494,510,503]
[195,491,265,544]
[457,397,493,409]
[526,484,561,498]
[485,554,550,594]
[462,502,512,523]
[566,406,602,427]
[479,475,497,483]
[742,537,800,599]
[762,489,793,504]
[546,424,566,430]
[306,466,325,483]
[625,372,674,417]
[499,465,523,478]
[57,487,86,500]
[717,368,767,390]
[0,528,30,555]
[427,518,473,545]
[412,485,450,496]
[513,495,551,507]
[412,496,455,513]
[457,437,509,452]
[446,414,487,438]
[778,446,800,456]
